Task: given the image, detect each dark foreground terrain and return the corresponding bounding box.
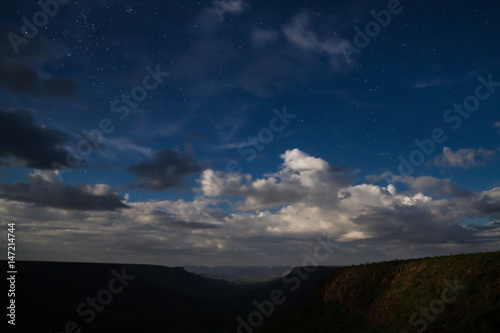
[4,261,336,332]
[259,251,500,333]
[4,251,499,332]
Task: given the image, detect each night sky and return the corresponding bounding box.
[1,0,499,266]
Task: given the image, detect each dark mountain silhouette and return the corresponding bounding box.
[8,252,498,333]
[5,260,337,332]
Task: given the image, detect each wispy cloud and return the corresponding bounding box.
[282,11,351,70]
[102,137,153,158]
[251,28,279,47]
[433,147,498,170]
[412,77,447,89]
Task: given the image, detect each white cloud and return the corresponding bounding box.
[2,149,499,266]
[281,148,329,171]
[201,149,350,211]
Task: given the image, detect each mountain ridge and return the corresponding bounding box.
[258,251,500,333]
[5,260,337,332]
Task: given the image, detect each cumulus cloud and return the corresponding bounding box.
[0,171,129,211]
[0,107,69,169]
[471,187,500,219]
[2,149,499,266]
[201,149,351,211]
[127,149,209,191]
[198,149,500,247]
[433,147,497,169]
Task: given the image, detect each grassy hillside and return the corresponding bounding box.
[259,251,500,333]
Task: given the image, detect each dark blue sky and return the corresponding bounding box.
[0,0,499,266]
